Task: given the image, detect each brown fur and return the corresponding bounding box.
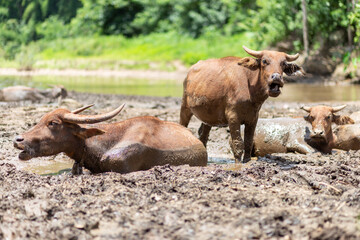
[237,57,260,69]
[180,48,303,162]
[14,107,207,174]
[333,124,360,151]
[333,115,355,125]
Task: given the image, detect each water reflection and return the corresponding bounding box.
[1,75,360,101]
[208,157,233,165]
[278,84,360,102]
[41,168,72,176]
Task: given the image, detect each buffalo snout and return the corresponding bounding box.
[268,75,284,97]
[271,73,282,81]
[13,135,25,150]
[14,135,24,143]
[310,129,325,140]
[13,135,33,161]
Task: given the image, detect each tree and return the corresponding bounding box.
[301,0,309,57]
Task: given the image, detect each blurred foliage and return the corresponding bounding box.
[0,0,360,63]
[28,32,255,66]
[349,3,360,44]
[15,45,38,70]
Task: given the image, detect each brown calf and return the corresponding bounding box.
[14,104,207,174]
[180,46,304,162]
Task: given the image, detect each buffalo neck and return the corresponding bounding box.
[324,131,336,152]
[247,68,269,103]
[64,138,86,163]
[306,133,336,154]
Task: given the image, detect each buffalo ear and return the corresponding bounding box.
[72,126,105,139]
[238,57,260,70]
[284,63,305,76]
[333,115,355,125]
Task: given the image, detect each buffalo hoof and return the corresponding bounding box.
[72,162,83,175]
[242,157,251,163]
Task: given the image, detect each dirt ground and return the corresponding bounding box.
[1,91,360,239]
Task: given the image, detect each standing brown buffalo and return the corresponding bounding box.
[180,46,304,163]
[14,104,207,174]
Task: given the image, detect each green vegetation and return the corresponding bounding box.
[0,0,360,70]
[21,32,256,69]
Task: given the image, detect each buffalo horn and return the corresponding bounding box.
[243,46,263,58]
[300,106,311,112]
[63,103,125,124]
[72,104,95,114]
[285,53,300,62]
[332,105,347,113]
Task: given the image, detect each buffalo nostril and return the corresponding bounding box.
[271,73,281,80]
[15,136,24,142]
[313,131,324,136]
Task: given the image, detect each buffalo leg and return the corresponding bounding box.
[198,123,211,147]
[228,121,244,163]
[287,142,314,154]
[180,103,193,127]
[243,123,257,163]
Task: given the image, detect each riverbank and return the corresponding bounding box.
[1,91,360,239]
[0,62,359,85]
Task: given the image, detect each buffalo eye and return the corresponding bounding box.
[262,59,268,65]
[326,115,332,120]
[48,121,58,127]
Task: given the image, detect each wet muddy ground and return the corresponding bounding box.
[1,91,360,239]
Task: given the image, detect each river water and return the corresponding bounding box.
[1,75,360,101]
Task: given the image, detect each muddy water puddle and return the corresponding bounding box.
[208,156,234,165]
[25,156,233,175]
[21,157,73,175]
[25,155,240,175]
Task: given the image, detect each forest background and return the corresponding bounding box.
[0,0,360,74]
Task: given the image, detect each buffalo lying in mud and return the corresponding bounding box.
[14,104,207,174]
[180,46,304,163]
[0,85,67,102]
[301,105,355,153]
[251,105,358,156]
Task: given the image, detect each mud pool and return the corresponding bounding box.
[1,91,360,239]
